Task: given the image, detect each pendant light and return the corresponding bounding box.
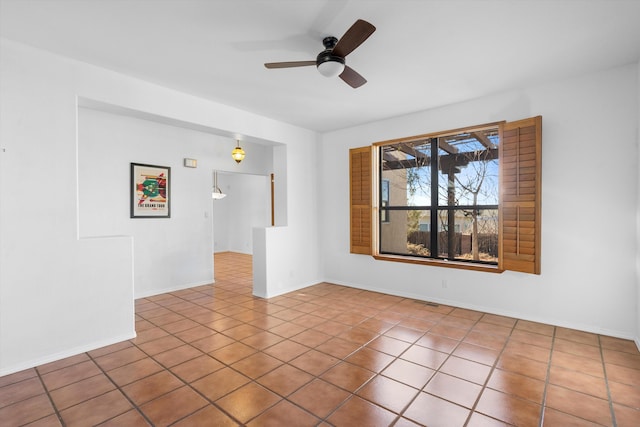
[231,139,245,164]
[212,171,226,199]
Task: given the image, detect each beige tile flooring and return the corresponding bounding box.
[1,251,639,426]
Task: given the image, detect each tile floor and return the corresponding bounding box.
[1,252,639,426]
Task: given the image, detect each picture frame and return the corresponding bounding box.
[130,163,171,218]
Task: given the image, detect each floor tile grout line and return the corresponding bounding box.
[379,308,541,425]
[151,284,311,425]
[421,314,482,396]
[415,309,622,426]
[36,349,161,426]
[84,351,156,427]
[387,318,467,425]
[537,322,557,427]
[33,362,122,421]
[274,301,406,424]
[459,316,519,427]
[196,309,355,425]
[599,334,618,427]
[332,305,491,424]
[559,332,632,425]
[540,329,616,425]
[129,309,252,425]
[250,295,450,423]
[33,366,66,427]
[292,316,401,423]
[303,322,407,423]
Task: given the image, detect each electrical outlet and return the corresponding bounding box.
[442,279,448,289]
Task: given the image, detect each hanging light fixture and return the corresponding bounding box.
[212,171,226,199]
[231,139,245,164]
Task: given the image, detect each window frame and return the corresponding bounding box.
[372,122,504,272]
[349,116,541,274]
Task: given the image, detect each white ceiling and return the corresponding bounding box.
[2,0,640,132]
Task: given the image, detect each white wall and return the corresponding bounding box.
[320,63,639,340]
[0,39,320,375]
[253,128,321,297]
[78,107,272,298]
[253,138,322,296]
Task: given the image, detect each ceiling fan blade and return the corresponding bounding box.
[332,19,376,58]
[340,66,367,88]
[264,61,316,69]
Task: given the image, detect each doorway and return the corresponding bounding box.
[212,172,271,281]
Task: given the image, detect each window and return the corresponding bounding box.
[379,126,499,265]
[349,116,541,274]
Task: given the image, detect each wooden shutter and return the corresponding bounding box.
[500,116,542,274]
[350,146,372,255]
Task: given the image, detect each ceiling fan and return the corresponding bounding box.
[264,19,376,88]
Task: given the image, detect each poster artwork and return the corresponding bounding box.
[130,163,171,218]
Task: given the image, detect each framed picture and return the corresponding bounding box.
[130,163,171,218]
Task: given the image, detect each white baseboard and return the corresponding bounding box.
[135,280,213,299]
[0,331,136,377]
[323,278,637,342]
[255,279,323,299]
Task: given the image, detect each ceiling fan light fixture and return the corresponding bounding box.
[317,56,345,78]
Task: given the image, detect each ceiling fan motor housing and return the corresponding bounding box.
[316,37,345,77]
[316,51,345,66]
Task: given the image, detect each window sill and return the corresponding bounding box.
[372,254,504,273]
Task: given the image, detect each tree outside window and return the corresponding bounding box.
[379,126,499,264]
